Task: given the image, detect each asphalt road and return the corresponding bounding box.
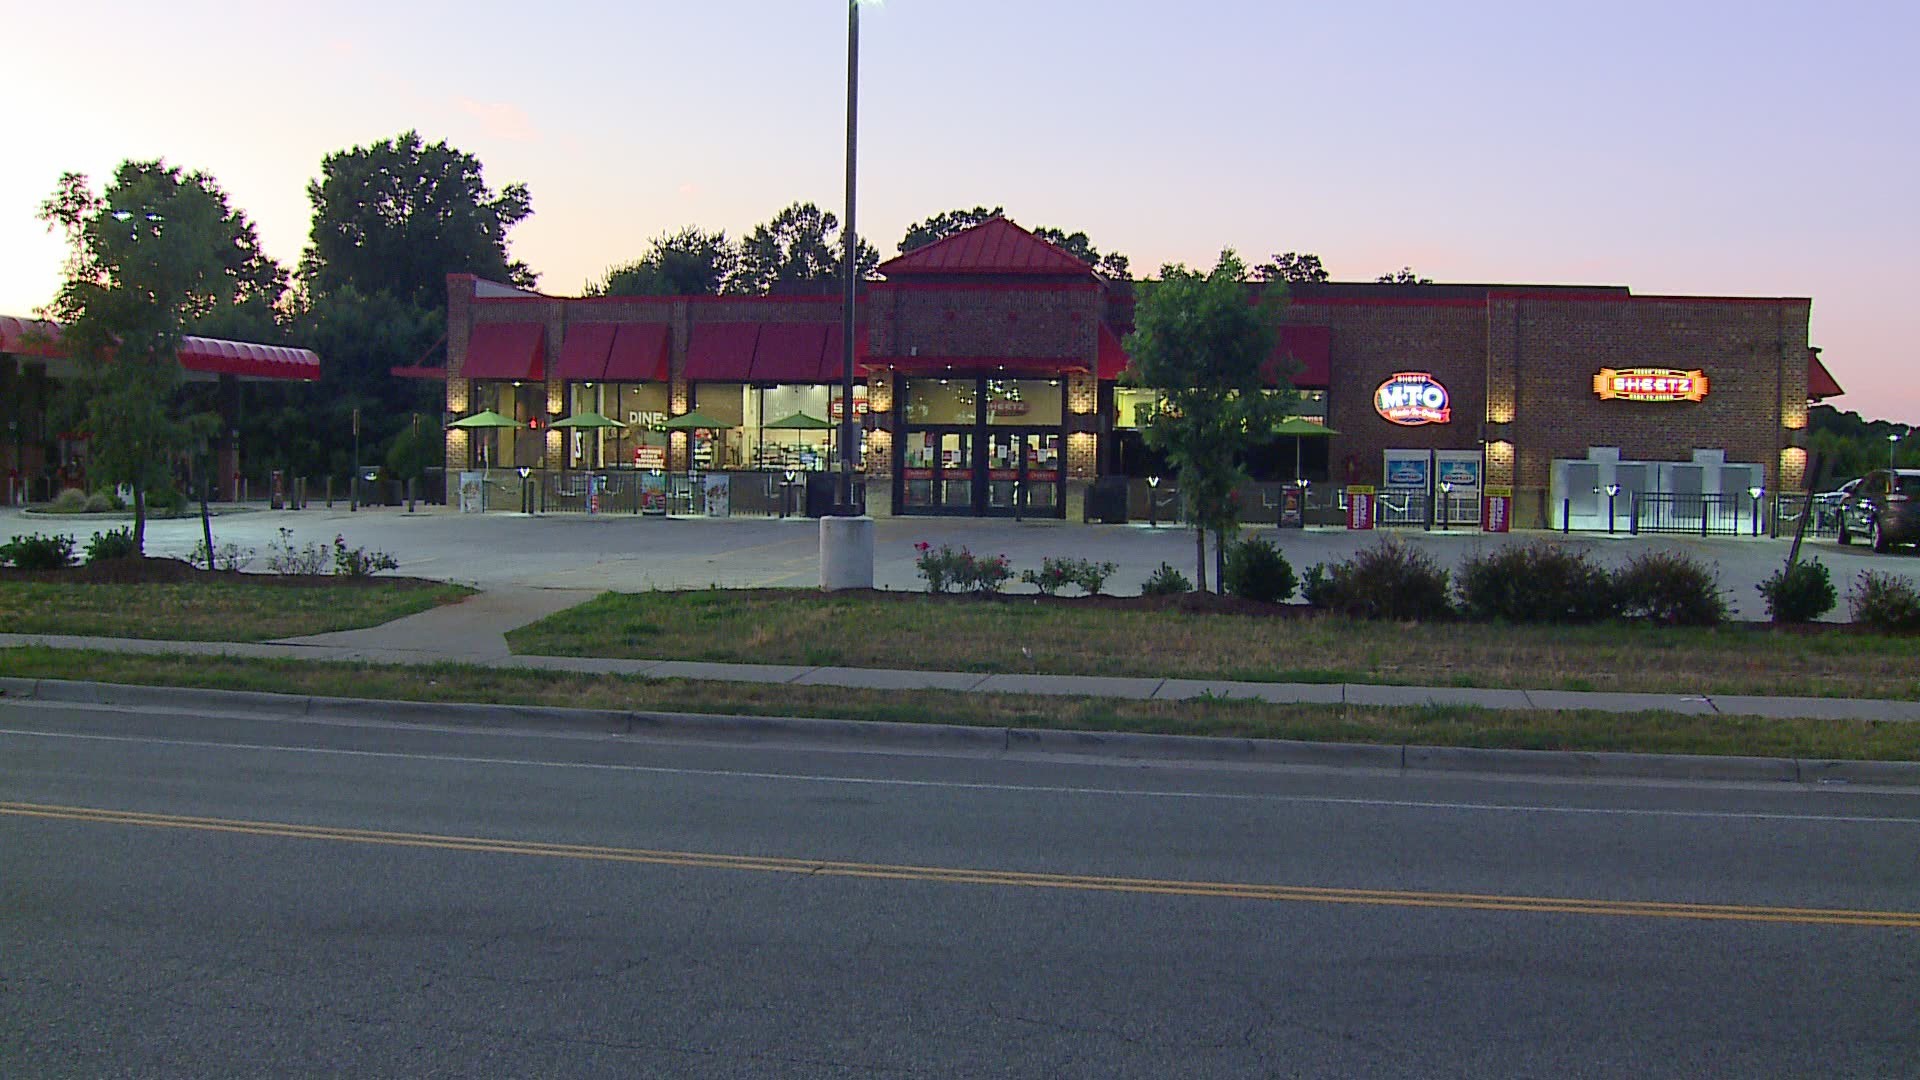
[3,700,1918,1077]
[5,504,1917,618]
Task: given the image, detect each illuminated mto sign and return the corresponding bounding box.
[1374,372,1451,426]
[1593,368,1709,402]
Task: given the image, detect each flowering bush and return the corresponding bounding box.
[332,534,400,577]
[265,528,329,575]
[913,542,1012,594]
[1019,556,1118,596]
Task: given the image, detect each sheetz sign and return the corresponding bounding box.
[1374,372,1451,426]
[1593,368,1708,402]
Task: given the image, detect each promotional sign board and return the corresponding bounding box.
[640,471,667,515]
[703,473,731,517]
[457,471,485,513]
[1592,368,1708,402]
[1374,372,1451,426]
[1384,452,1430,489]
[1346,485,1376,530]
[1482,485,1513,533]
[1279,485,1304,528]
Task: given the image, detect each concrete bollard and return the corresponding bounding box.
[819,515,875,591]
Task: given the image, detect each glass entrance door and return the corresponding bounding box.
[901,430,975,514]
[981,431,1063,517]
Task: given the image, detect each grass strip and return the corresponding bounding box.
[4,647,1917,762]
[0,581,473,641]
[506,589,1920,702]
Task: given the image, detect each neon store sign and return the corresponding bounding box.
[1593,368,1708,402]
[1374,372,1451,426]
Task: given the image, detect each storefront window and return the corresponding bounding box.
[904,378,976,425]
[469,381,547,469]
[600,383,670,469]
[986,379,1063,426]
[682,383,864,471]
[1114,387,1163,429]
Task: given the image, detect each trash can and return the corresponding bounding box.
[804,473,864,517]
[1085,476,1129,524]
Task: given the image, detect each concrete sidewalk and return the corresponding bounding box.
[4,579,1919,721]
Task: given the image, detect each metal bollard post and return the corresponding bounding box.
[1562,497,1571,534]
[407,477,416,513]
[326,476,333,508]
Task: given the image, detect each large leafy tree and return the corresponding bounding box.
[1256,252,1329,284]
[39,160,286,550]
[898,205,1004,253]
[1030,227,1131,281]
[731,202,879,295]
[300,130,535,309]
[586,227,740,297]
[1124,250,1291,591]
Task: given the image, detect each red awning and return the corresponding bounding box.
[0,315,62,358]
[684,323,760,381]
[750,323,830,383]
[1808,348,1844,400]
[1097,324,1130,380]
[463,322,545,381]
[866,355,1088,375]
[818,324,869,382]
[555,322,616,382]
[1266,325,1330,389]
[605,323,670,382]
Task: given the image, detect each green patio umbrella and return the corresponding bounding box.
[762,412,833,430]
[551,411,626,429]
[447,409,523,429]
[661,409,733,430]
[1270,416,1339,483]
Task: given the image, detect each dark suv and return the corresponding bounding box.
[1838,469,1920,552]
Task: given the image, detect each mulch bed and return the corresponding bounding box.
[0,556,447,590]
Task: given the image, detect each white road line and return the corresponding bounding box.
[2,724,1917,826]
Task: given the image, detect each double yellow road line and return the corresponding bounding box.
[5,799,1916,929]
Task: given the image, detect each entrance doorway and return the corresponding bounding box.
[897,376,1067,518]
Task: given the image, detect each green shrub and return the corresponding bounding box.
[1756,559,1837,624]
[331,534,400,578]
[146,487,187,515]
[1613,550,1726,627]
[84,527,138,563]
[909,542,1008,594]
[47,489,87,514]
[1457,540,1616,623]
[1,532,78,570]
[265,528,329,576]
[1301,563,1334,608]
[1072,559,1117,596]
[1223,537,1297,604]
[1020,557,1077,596]
[1848,571,1920,633]
[1141,562,1192,596]
[83,491,112,513]
[1302,538,1452,621]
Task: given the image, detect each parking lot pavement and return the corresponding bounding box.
[4,505,1916,620]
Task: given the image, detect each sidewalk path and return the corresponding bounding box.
[4,583,1919,722]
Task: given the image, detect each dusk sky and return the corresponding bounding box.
[3,1,1913,421]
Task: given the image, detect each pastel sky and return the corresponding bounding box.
[3,1,1913,421]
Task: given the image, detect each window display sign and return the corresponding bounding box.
[1384,452,1430,489]
[1436,455,1481,489]
[702,473,731,517]
[1374,372,1451,426]
[1592,368,1708,402]
[1346,485,1376,530]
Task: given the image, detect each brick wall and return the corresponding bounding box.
[871,282,1098,361]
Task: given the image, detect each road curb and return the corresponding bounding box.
[4,677,1919,788]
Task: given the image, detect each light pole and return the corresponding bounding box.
[836,0,870,516]
[1605,483,1620,533]
[1891,431,1902,469]
[1147,475,1161,529]
[1438,481,1452,529]
[1748,485,1763,536]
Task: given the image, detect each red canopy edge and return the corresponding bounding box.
[462,322,545,381]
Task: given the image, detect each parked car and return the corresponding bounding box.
[1813,478,1860,531]
[1837,469,1920,552]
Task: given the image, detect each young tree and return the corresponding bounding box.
[1124,251,1292,591]
[732,202,879,294]
[1256,252,1329,283]
[585,227,739,297]
[39,161,284,551]
[301,131,535,308]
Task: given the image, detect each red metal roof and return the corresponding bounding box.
[462,322,545,381]
[2,314,319,380]
[750,323,831,383]
[554,322,616,382]
[877,217,1093,277]
[1808,348,1844,400]
[605,323,670,382]
[684,323,761,381]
